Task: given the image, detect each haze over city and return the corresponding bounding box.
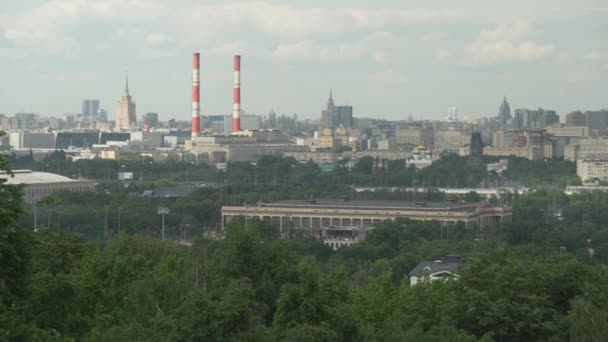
[1,0,607,120]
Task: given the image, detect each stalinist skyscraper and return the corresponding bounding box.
[115,73,136,130]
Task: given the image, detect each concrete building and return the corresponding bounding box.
[434,130,467,151]
[565,137,608,161]
[221,199,512,232]
[395,126,432,146]
[545,124,589,138]
[223,114,261,133]
[585,110,608,131]
[81,100,100,122]
[185,134,305,163]
[409,256,467,286]
[577,159,608,183]
[468,132,483,168]
[0,169,96,205]
[9,132,55,149]
[115,75,137,130]
[565,111,587,126]
[55,131,99,149]
[320,91,353,128]
[513,108,559,129]
[143,112,159,127]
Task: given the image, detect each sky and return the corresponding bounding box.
[1,0,607,121]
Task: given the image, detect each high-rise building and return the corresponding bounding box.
[565,111,587,126]
[446,107,458,121]
[585,110,608,131]
[320,91,353,129]
[497,97,511,127]
[115,74,136,130]
[468,132,483,168]
[513,108,559,129]
[81,100,100,122]
[143,112,159,127]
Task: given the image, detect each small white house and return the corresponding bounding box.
[408,256,467,286]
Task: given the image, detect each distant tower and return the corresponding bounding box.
[232,55,241,132]
[498,97,511,127]
[468,121,483,168]
[115,73,136,130]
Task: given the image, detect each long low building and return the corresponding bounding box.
[221,199,512,232]
[0,169,96,205]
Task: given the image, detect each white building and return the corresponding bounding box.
[577,159,608,183]
[408,256,467,286]
[0,169,96,205]
[9,132,56,149]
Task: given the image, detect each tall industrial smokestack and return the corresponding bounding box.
[191,52,200,138]
[232,55,241,132]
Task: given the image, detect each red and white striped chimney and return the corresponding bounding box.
[232,55,241,132]
[191,52,200,138]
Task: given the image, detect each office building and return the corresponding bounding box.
[585,110,608,131]
[55,131,99,149]
[81,100,100,122]
[143,112,159,127]
[9,132,56,149]
[115,74,137,130]
[513,108,559,129]
[468,132,483,168]
[565,111,587,126]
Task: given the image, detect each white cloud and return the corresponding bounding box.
[144,33,172,47]
[273,40,366,63]
[368,70,409,85]
[436,49,452,62]
[583,51,602,61]
[464,22,554,65]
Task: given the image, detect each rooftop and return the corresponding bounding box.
[0,169,84,185]
[265,199,479,212]
[408,256,468,277]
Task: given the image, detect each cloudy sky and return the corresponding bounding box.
[1,0,607,121]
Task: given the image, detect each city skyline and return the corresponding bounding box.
[1,0,607,120]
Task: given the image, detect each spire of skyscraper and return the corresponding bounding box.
[327,89,334,108]
[125,71,130,97]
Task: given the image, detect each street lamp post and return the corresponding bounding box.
[157,207,170,241]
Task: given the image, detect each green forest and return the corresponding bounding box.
[3,150,608,340]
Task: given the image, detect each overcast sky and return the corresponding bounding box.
[1,0,607,121]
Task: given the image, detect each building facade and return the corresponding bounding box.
[222,199,512,232]
[81,99,100,122]
[115,75,136,130]
[320,91,353,129]
[577,159,608,183]
[0,170,96,205]
[468,132,483,168]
